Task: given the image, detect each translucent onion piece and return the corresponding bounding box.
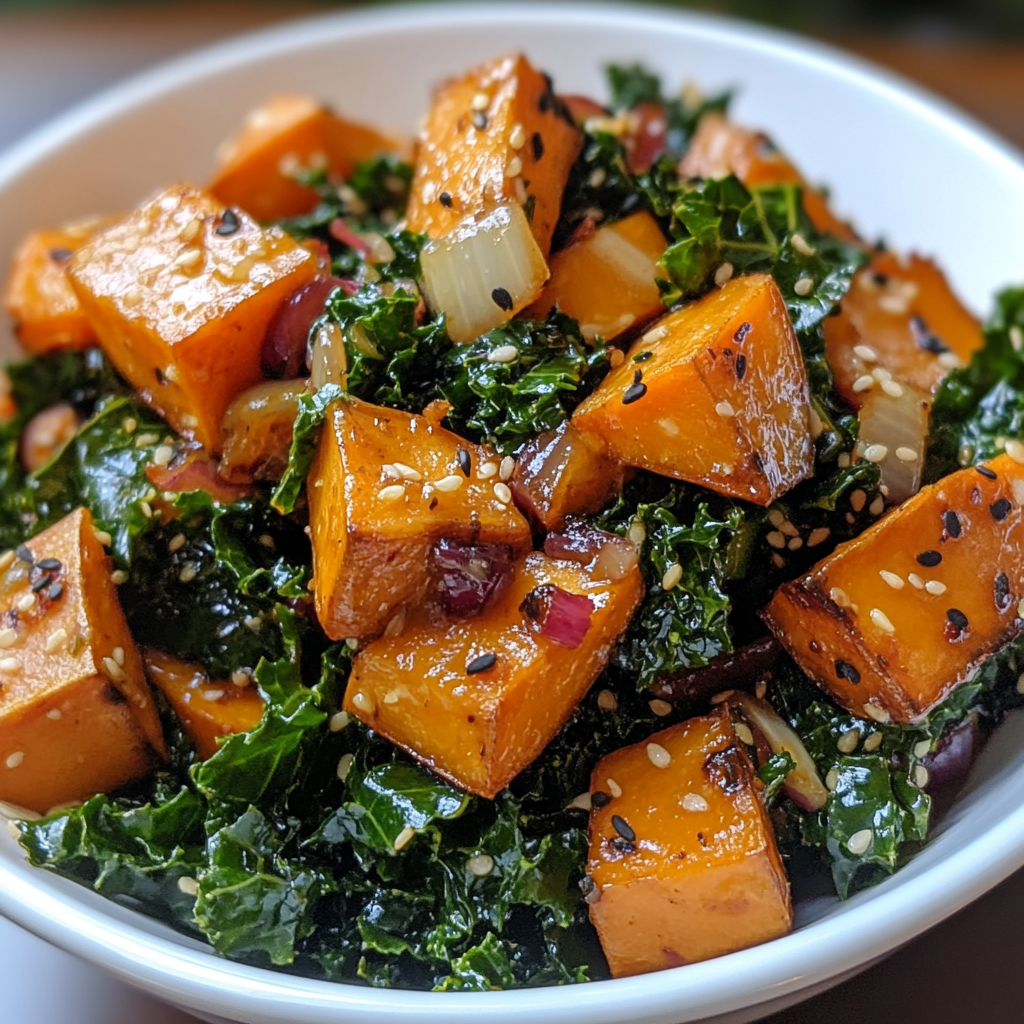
[520,584,594,648]
[730,692,829,812]
[262,275,351,379]
[855,381,929,505]
[543,518,639,582]
[20,402,78,473]
[220,379,308,484]
[420,203,549,344]
[309,320,348,391]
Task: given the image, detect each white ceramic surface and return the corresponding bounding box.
[1,4,1024,1023]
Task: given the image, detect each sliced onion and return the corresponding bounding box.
[220,379,308,484]
[146,453,253,503]
[432,539,514,617]
[20,402,78,473]
[921,716,979,796]
[520,584,593,648]
[651,636,782,702]
[420,203,549,344]
[262,275,352,379]
[309,320,348,390]
[855,381,929,506]
[730,692,830,812]
[544,518,639,582]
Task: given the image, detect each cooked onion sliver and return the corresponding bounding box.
[855,381,929,506]
[420,203,549,344]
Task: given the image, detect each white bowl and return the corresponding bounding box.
[2,4,1024,1023]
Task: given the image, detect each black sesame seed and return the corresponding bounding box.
[36,558,61,571]
[491,287,514,311]
[697,832,708,848]
[31,574,51,593]
[994,572,1012,612]
[538,91,552,114]
[943,510,962,538]
[531,132,544,161]
[633,367,643,385]
[947,608,969,631]
[835,659,861,684]
[910,314,951,355]
[457,448,471,477]
[735,353,747,380]
[591,791,611,808]
[872,272,889,286]
[439,191,453,208]
[471,110,488,130]
[990,498,1012,522]
[976,464,998,480]
[734,322,752,344]
[466,652,497,675]
[215,209,239,236]
[47,582,63,601]
[611,814,636,843]
[155,367,166,386]
[916,550,942,567]
[15,545,33,565]
[49,247,73,263]
[621,381,647,405]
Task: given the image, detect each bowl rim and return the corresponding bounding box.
[2,3,1024,1022]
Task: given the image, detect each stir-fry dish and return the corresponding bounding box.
[2,55,1024,989]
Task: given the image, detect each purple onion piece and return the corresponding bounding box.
[544,518,619,564]
[520,584,593,648]
[922,716,979,796]
[261,276,349,379]
[433,539,513,618]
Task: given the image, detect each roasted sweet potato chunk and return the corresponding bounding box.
[208,94,400,222]
[345,546,643,797]
[405,53,582,256]
[308,397,532,641]
[143,649,265,760]
[764,454,1024,723]
[680,111,857,243]
[67,185,317,451]
[524,211,667,341]
[0,508,165,813]
[587,706,791,977]
[2,220,108,354]
[825,251,984,410]
[572,274,813,505]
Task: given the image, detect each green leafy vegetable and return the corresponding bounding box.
[271,383,344,515]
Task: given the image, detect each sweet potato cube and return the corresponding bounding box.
[405,53,582,256]
[824,251,984,410]
[524,211,667,342]
[510,421,625,531]
[0,508,166,814]
[143,649,265,760]
[208,94,401,222]
[67,185,317,451]
[587,707,791,977]
[345,549,643,797]
[572,274,813,505]
[680,112,857,243]
[308,398,532,642]
[2,220,109,354]
[764,455,1024,723]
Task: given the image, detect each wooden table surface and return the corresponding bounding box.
[0,5,1022,1023]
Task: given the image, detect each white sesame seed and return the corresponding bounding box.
[837,728,861,754]
[1005,439,1024,464]
[714,262,734,287]
[838,453,851,468]
[336,752,354,782]
[863,703,891,724]
[0,628,16,649]
[230,669,249,687]
[328,711,351,734]
[661,563,683,591]
[383,689,401,705]
[768,509,785,527]
[504,156,523,178]
[879,570,904,590]
[201,689,225,702]
[92,529,112,547]
[134,432,159,448]
[755,679,768,699]
[863,731,883,752]
[809,407,824,439]
[643,324,669,343]
[646,742,672,768]
[171,248,201,270]
[850,489,867,512]
[1011,326,1024,352]
[493,482,512,504]
[0,657,18,672]
[825,768,839,791]
[177,876,199,896]
[829,587,851,608]
[1018,597,1024,618]
[391,462,422,482]
[808,527,831,547]
[715,400,736,418]
[467,853,495,876]
[853,344,878,362]
[606,778,622,799]
[895,446,918,463]
[609,348,625,368]
[102,656,125,682]
[46,709,61,721]
[377,484,406,503]
[882,379,904,398]
[787,537,803,551]
[123,417,137,434]
[110,569,128,585]
[168,534,186,554]
[112,646,125,667]
[5,752,23,769]
[771,553,785,568]
[649,698,672,717]
[244,615,262,633]
[766,531,786,549]
[847,829,873,855]
[914,739,932,758]
[394,825,416,851]
[478,461,498,479]
[793,276,814,296]
[712,691,734,706]
[351,691,374,714]
[499,456,516,481]
[871,366,893,383]
[852,375,875,393]
[178,564,198,583]
[681,793,708,812]
[734,722,755,746]
[938,351,962,369]
[628,520,646,546]
[433,474,464,493]
[869,495,885,516]
[471,91,489,111]
[148,444,174,469]
[509,123,526,149]
[44,628,67,654]
[912,764,930,788]
[924,579,947,596]
[791,232,817,257]
[903,573,924,591]
[878,294,910,315]
[597,689,618,711]
[869,608,895,634]
[139,501,153,519]
[0,551,13,572]
[779,520,800,538]
[863,444,889,463]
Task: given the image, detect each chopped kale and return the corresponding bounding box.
[271,383,344,515]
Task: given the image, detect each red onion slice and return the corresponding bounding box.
[921,716,979,796]
[520,584,593,648]
[432,539,514,618]
[261,276,352,379]
[146,456,253,504]
[544,518,638,582]
[329,218,371,256]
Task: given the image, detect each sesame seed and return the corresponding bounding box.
[779,520,800,538]
[377,484,406,502]
[110,570,128,585]
[467,652,497,674]
[467,853,495,877]
[622,381,647,404]
[850,489,867,512]
[471,110,488,130]
[244,615,262,632]
[610,814,635,842]
[0,629,16,649]
[509,122,527,149]
[715,400,736,418]
[681,793,708,812]
[938,352,962,369]
[112,646,125,667]
[0,551,12,572]
[906,573,924,590]
[791,232,817,257]
[123,418,137,434]
[882,379,904,398]
[499,456,516,482]
[139,501,153,519]
[825,768,839,791]
[588,166,607,188]
[879,294,910,315]
[171,248,201,271]
[838,453,851,468]
[434,474,463,492]
[230,669,249,687]
[808,527,831,547]
[389,462,421,483]
[351,691,374,713]
[5,752,23,769]
[661,563,683,591]
[924,580,947,595]
[393,825,416,851]
[863,444,889,463]
[755,679,768,699]
[646,742,672,768]
[714,262,734,287]
[793,276,814,296]
[853,344,878,362]
[200,689,225,702]
[178,564,198,583]
[863,703,891,724]
[787,537,803,551]
[493,482,512,504]
[597,689,618,711]
[852,375,875,393]
[837,728,861,753]
[869,495,886,516]
[835,659,861,684]
[628,520,646,546]
[329,711,350,732]
[710,689,734,704]
[168,534,186,553]
[643,324,669,343]
[946,608,969,632]
[879,570,904,590]
[944,510,962,538]
[869,608,895,633]
[92,529,112,547]
[1006,440,1024,465]
[895,446,918,463]
[0,658,18,672]
[847,829,873,855]
[177,876,199,897]
[46,709,61,721]
[912,764,930,788]
[829,586,851,607]
[734,722,755,745]
[471,91,489,111]
[490,286,513,311]
[649,698,672,716]
[14,545,33,565]
[863,731,883,751]
[606,777,623,798]
[609,348,625,368]
[917,549,942,567]
[486,344,519,364]
[990,497,1012,521]
[15,593,34,612]
[102,656,125,682]
[766,531,786,549]
[504,156,523,178]
[809,407,824,438]
[771,553,785,568]
[872,366,892,383]
[768,509,785,527]
[43,628,67,653]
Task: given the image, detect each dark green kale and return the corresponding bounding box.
[925,287,1024,482]
[271,383,344,515]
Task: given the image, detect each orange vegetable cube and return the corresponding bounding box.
[143,649,265,760]
[572,274,814,505]
[824,251,984,410]
[67,184,317,451]
[764,454,1024,723]
[208,94,401,222]
[405,54,582,256]
[345,547,643,797]
[0,508,166,814]
[2,220,109,354]
[524,211,667,341]
[308,398,532,642]
[680,111,858,243]
[587,707,791,977]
